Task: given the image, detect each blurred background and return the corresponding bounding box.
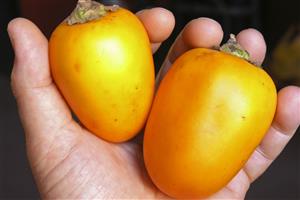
[0,0,299,199]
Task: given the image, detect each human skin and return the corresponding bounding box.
[7,8,300,199]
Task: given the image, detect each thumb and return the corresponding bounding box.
[8,18,50,92]
[8,18,78,173]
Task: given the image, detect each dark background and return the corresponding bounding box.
[1,0,299,199]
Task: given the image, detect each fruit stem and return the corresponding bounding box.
[220,34,251,62]
[66,0,119,25]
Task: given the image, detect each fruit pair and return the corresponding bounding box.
[50,1,277,198]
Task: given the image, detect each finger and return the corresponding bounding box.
[243,86,300,182]
[8,18,78,160]
[236,28,266,66]
[156,17,223,85]
[136,8,175,53]
[208,170,250,199]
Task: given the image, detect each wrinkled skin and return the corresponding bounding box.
[8,8,300,199]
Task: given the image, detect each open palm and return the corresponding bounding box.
[8,8,300,199]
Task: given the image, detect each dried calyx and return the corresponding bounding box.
[220,34,253,64]
[66,0,119,25]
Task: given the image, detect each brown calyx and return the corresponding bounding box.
[66,0,119,25]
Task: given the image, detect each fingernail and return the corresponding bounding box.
[7,21,15,48]
[7,19,19,62]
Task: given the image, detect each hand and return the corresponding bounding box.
[8,8,300,199]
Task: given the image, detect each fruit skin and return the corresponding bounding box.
[144,48,277,198]
[49,8,154,142]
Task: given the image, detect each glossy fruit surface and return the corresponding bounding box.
[144,48,277,198]
[50,7,154,142]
